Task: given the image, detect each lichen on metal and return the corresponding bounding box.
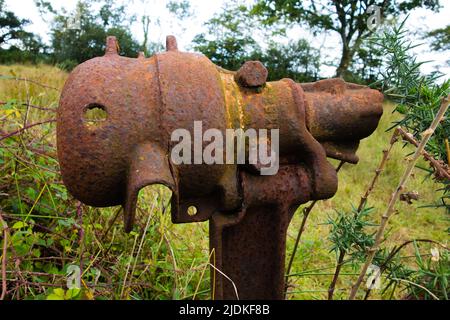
[56,35,383,300]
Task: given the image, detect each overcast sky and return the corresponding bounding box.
[3,0,449,78]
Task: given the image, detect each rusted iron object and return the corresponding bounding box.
[57,35,383,300]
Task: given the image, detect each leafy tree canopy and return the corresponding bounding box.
[427,25,450,51]
[192,2,321,82]
[50,0,140,69]
[250,0,441,78]
[0,0,33,47]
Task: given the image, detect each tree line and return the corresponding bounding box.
[0,0,448,83]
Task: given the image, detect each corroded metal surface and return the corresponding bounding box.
[235,61,268,87]
[57,35,383,300]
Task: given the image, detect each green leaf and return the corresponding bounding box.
[65,288,81,300]
[94,223,103,230]
[12,221,28,229]
[47,288,66,300]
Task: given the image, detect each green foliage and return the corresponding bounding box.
[250,0,442,78]
[263,39,321,82]
[0,0,31,46]
[0,67,210,300]
[407,242,449,300]
[326,206,376,258]
[0,0,47,63]
[192,3,262,71]
[347,39,384,84]
[326,204,449,299]
[321,17,449,300]
[50,1,140,69]
[192,2,320,81]
[1,65,448,300]
[46,288,81,300]
[427,25,450,52]
[166,0,193,20]
[369,17,450,209]
[371,242,450,300]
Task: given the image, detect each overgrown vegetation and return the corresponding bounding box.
[309,18,450,300]
[0,63,448,300]
[0,2,449,300]
[0,65,211,300]
[368,18,450,214]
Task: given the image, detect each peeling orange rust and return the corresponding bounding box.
[56,35,384,300]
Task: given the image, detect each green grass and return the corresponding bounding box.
[286,101,449,299]
[0,64,448,300]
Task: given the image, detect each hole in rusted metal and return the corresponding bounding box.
[187,205,197,216]
[83,103,107,125]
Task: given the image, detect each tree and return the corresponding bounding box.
[50,0,140,69]
[192,3,262,71]
[193,5,261,70]
[251,0,441,79]
[262,39,321,82]
[0,0,31,47]
[347,39,383,84]
[192,3,320,82]
[427,25,450,51]
[0,0,47,63]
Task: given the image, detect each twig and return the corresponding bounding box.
[363,239,448,300]
[0,75,60,91]
[76,202,84,275]
[391,278,439,300]
[327,129,400,300]
[327,249,346,300]
[445,139,450,166]
[0,210,9,300]
[397,127,450,180]
[358,130,400,212]
[0,119,56,142]
[0,101,57,112]
[349,95,450,300]
[285,161,344,296]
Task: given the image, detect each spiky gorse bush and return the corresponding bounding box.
[322,18,449,300]
[369,17,450,209]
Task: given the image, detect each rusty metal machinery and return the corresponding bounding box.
[56,35,383,300]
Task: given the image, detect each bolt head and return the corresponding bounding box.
[235,61,268,88]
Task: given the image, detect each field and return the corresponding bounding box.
[0,64,448,300]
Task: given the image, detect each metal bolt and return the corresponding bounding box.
[166,35,178,52]
[235,61,268,88]
[105,36,119,55]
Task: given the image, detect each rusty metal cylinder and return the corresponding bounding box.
[302,80,383,141]
[57,35,383,230]
[56,35,384,300]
